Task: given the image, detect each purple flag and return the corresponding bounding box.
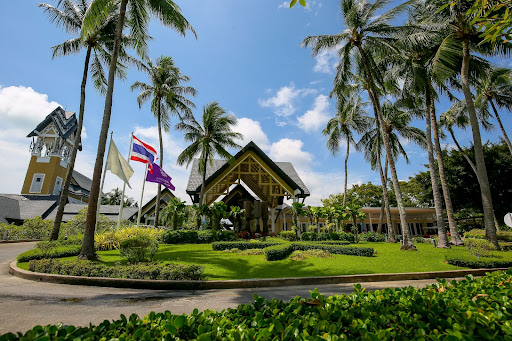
[146,163,175,190]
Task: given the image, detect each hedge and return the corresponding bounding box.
[28,259,204,280]
[162,230,237,244]
[446,257,512,269]
[4,270,512,340]
[359,232,386,242]
[465,229,512,242]
[313,240,351,246]
[17,245,81,262]
[211,242,280,251]
[291,243,375,258]
[264,244,294,261]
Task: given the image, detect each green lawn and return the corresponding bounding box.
[18,241,512,280]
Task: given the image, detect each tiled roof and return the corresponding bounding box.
[72,170,92,192]
[44,203,139,222]
[0,195,20,223]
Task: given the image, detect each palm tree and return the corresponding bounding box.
[323,93,371,207]
[229,206,246,233]
[424,0,508,249]
[78,0,195,259]
[302,0,417,249]
[131,56,196,226]
[475,66,512,157]
[176,102,243,206]
[40,0,137,241]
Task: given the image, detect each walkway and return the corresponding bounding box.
[1,242,456,335]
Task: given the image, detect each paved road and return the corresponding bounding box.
[1,242,456,335]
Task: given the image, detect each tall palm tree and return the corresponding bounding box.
[302,0,417,249]
[323,93,371,207]
[475,66,512,157]
[176,102,243,206]
[78,0,195,259]
[424,0,508,249]
[40,0,137,241]
[131,56,196,226]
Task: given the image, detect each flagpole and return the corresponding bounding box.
[117,132,133,228]
[96,132,112,229]
[137,163,148,227]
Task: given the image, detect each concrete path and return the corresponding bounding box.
[1,242,458,335]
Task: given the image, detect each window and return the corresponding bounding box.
[53,176,63,195]
[30,173,45,193]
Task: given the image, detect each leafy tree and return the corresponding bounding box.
[291,202,305,234]
[210,201,228,231]
[131,56,196,226]
[468,0,512,45]
[159,197,187,230]
[79,0,195,259]
[101,187,137,207]
[176,102,242,206]
[229,206,246,233]
[41,0,136,242]
[345,203,366,243]
[309,206,325,234]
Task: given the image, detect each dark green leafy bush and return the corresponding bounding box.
[446,257,512,269]
[5,270,512,340]
[17,245,81,262]
[465,229,512,242]
[119,236,158,263]
[318,231,356,243]
[313,240,350,246]
[299,231,317,241]
[264,244,294,261]
[162,230,198,244]
[291,243,374,258]
[359,232,386,242]
[28,259,204,280]
[212,242,280,251]
[278,231,297,241]
[197,230,215,243]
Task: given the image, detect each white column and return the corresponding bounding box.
[270,209,276,233]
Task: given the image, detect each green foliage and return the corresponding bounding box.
[95,226,163,251]
[17,245,81,263]
[278,231,298,241]
[360,232,386,242]
[101,187,137,207]
[28,259,204,280]
[264,243,294,261]
[412,237,431,244]
[465,229,512,242]
[119,236,159,263]
[292,242,375,258]
[162,230,198,244]
[469,0,512,45]
[159,198,188,229]
[10,270,512,340]
[318,231,356,243]
[1,217,53,240]
[299,231,317,241]
[212,242,280,251]
[465,238,497,257]
[61,208,114,238]
[446,257,512,268]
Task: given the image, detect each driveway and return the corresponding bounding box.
[0,242,456,335]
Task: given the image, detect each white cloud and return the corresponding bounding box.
[313,48,339,74]
[269,138,313,170]
[277,1,289,8]
[232,117,270,151]
[258,83,317,117]
[297,94,331,132]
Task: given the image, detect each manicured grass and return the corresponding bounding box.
[17,241,512,280]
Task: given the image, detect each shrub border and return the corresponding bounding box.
[10,260,509,290]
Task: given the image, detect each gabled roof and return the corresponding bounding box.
[0,194,57,223]
[186,141,310,197]
[131,188,175,219]
[72,170,92,192]
[44,203,139,222]
[27,106,82,150]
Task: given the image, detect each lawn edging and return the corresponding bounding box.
[0,239,43,243]
[10,260,509,290]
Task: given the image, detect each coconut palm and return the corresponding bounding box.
[77,0,195,259]
[40,0,139,241]
[424,0,509,249]
[323,93,371,207]
[131,56,196,226]
[475,66,512,157]
[176,102,243,206]
[302,0,417,249]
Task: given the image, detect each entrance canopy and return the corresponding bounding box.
[185,141,309,207]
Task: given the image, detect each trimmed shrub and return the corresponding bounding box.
[292,243,375,257]
[446,257,512,269]
[300,231,317,241]
[412,237,430,244]
[17,245,81,262]
[360,232,386,242]
[500,242,512,251]
[465,238,496,257]
[1,217,53,240]
[318,231,356,243]
[309,240,350,246]
[264,244,294,261]
[119,236,159,263]
[212,242,280,251]
[95,226,163,251]
[216,230,237,242]
[279,231,297,241]
[198,230,215,243]
[162,230,199,244]
[465,229,512,242]
[28,259,204,280]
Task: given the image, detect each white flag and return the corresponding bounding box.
[106,137,134,188]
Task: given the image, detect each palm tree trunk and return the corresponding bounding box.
[199,152,208,206]
[80,0,129,260]
[449,128,501,233]
[343,142,349,206]
[430,95,463,245]
[154,99,163,227]
[50,46,92,241]
[489,98,512,157]
[425,86,450,248]
[383,158,393,238]
[356,46,412,249]
[461,39,500,250]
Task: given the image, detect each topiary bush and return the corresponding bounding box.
[17,245,81,262]
[279,231,297,241]
[162,230,199,244]
[119,236,159,263]
[264,244,294,261]
[465,238,496,257]
[212,242,280,251]
[300,231,317,241]
[95,226,163,251]
[446,257,512,269]
[359,232,386,242]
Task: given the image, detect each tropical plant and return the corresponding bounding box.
[345,203,366,243]
[468,0,512,45]
[302,0,416,249]
[176,102,243,206]
[323,92,371,206]
[101,187,137,207]
[40,0,136,241]
[159,197,187,230]
[209,201,228,231]
[131,56,196,225]
[291,202,305,234]
[78,0,195,259]
[229,206,246,233]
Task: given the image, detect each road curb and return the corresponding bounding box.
[1,240,42,244]
[9,261,509,290]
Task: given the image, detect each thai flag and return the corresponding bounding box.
[131,135,157,173]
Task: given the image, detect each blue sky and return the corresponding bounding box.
[0,0,510,206]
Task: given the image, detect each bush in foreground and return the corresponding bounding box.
[3,270,512,340]
[17,245,81,262]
